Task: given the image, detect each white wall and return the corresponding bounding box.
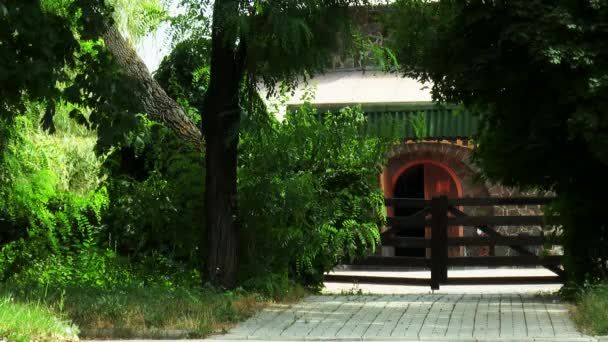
[263,70,433,120]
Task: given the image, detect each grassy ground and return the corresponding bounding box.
[570,283,608,335]
[0,284,306,341]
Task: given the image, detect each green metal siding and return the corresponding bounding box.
[364,106,479,139]
[295,102,480,139]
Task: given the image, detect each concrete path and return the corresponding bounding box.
[204,269,593,342]
[91,269,597,341]
[207,293,589,341]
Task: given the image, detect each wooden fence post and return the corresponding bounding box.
[431,195,449,290]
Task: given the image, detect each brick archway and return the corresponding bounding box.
[381,141,490,201]
[379,141,546,257]
[392,159,464,198]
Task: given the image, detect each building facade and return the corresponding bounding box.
[268,8,546,258]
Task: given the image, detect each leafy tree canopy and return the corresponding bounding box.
[0,0,78,118]
[389,0,608,189]
[388,0,608,283]
[190,0,377,287]
[175,0,368,93]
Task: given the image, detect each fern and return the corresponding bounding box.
[0,109,113,287]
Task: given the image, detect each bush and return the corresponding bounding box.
[0,97,392,293]
[238,104,390,287]
[101,116,205,268]
[0,109,119,288]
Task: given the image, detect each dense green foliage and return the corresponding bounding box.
[239,105,389,288]
[96,101,391,291]
[154,36,210,123]
[0,107,112,288]
[0,100,389,289]
[389,0,608,285]
[0,0,78,119]
[102,116,205,268]
[0,0,397,337]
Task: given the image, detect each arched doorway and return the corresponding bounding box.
[393,164,425,257]
[392,161,464,257]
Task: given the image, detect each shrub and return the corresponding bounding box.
[238,104,390,287]
[101,116,205,268]
[0,97,392,292]
[0,108,122,288]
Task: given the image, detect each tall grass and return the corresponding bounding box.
[1,283,305,339]
[571,283,608,335]
[0,296,79,342]
[60,286,266,338]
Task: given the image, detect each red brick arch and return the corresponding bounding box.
[381,141,490,200]
[392,159,464,198]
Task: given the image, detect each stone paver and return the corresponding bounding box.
[208,294,591,341]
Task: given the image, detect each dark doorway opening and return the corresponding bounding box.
[393,164,426,257]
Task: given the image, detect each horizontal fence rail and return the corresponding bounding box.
[324,274,430,286]
[448,197,554,206]
[382,236,431,248]
[385,198,430,208]
[448,215,547,226]
[448,256,563,267]
[352,256,431,267]
[329,195,564,290]
[447,236,560,246]
[445,276,563,285]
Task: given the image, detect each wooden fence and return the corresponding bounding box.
[325,196,564,290]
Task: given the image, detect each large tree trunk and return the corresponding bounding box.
[202,0,245,288]
[101,24,203,149]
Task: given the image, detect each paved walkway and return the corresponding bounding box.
[208,293,589,341]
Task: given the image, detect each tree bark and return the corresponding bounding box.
[100,24,203,149]
[202,0,245,288]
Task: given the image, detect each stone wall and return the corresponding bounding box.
[485,185,547,256]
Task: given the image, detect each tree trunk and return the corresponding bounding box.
[100,24,203,149]
[202,0,245,288]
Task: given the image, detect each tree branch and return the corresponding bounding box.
[101,23,204,149]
